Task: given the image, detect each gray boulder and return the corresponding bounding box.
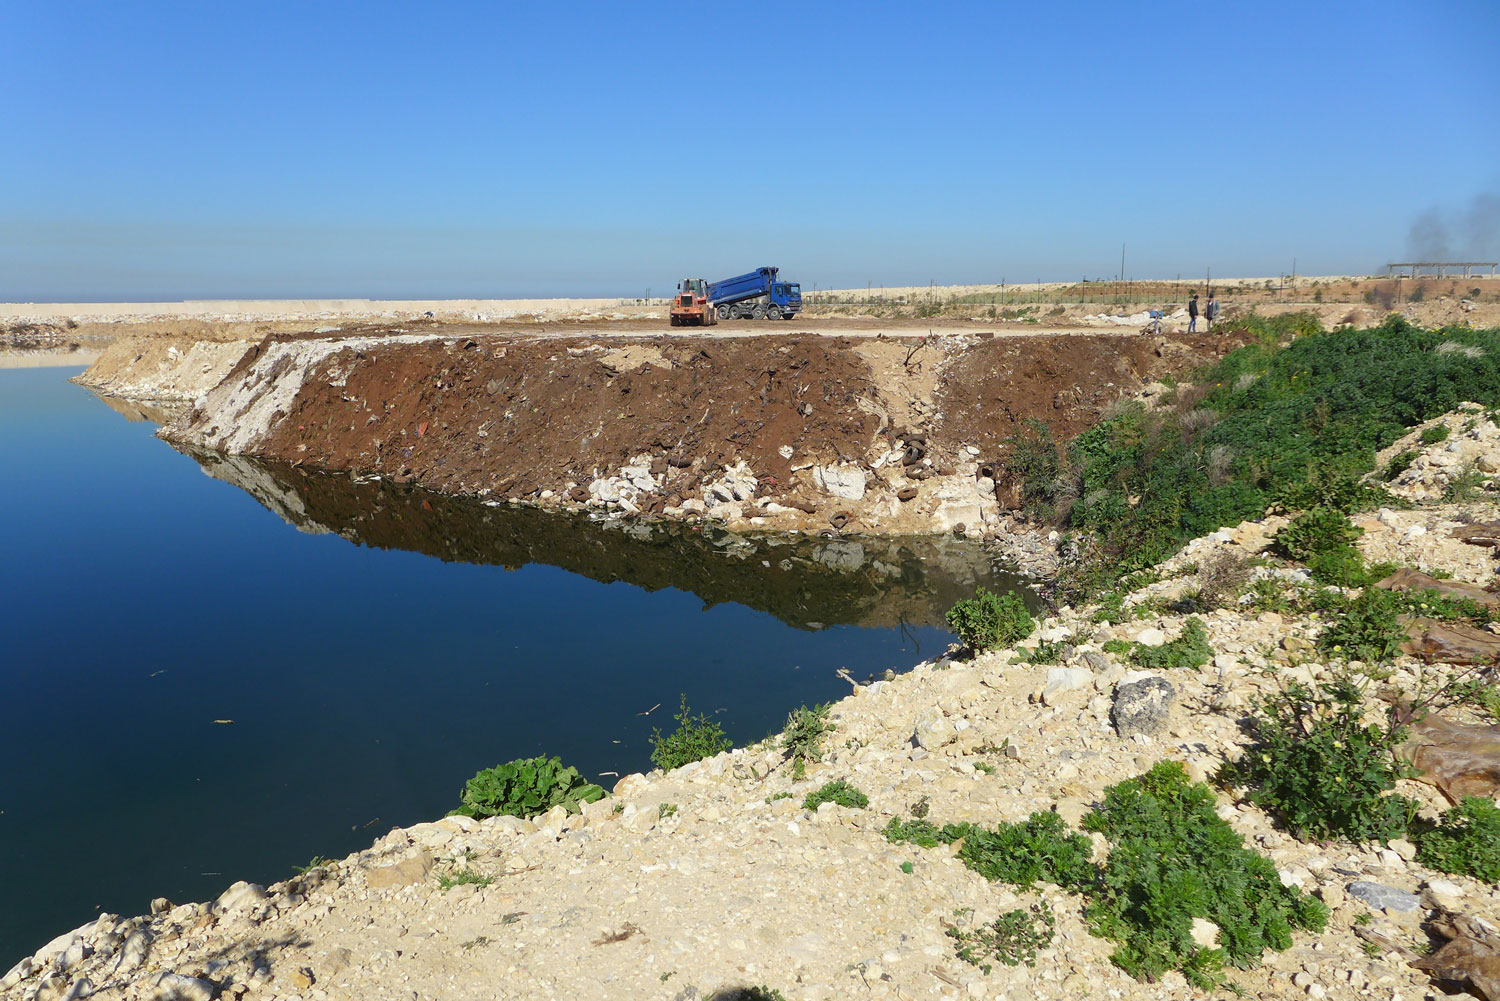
[1112,675,1176,737]
[1347,881,1421,913]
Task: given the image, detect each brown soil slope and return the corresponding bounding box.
[162,329,1248,535]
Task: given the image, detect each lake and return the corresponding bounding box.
[0,367,1028,963]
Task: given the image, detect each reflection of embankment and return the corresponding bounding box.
[94,394,184,425]
[178,448,1032,631]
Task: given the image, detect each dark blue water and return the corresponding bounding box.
[0,368,1025,963]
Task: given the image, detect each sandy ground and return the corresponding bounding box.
[0,349,102,369]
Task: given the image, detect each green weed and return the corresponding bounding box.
[650,695,731,771]
[946,587,1035,655]
[1129,617,1213,671]
[948,901,1055,973]
[450,755,605,820]
[436,867,494,890]
[781,702,835,764]
[1085,762,1328,989]
[802,780,869,811]
[1412,797,1500,882]
[1222,680,1418,842]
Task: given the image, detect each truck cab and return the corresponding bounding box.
[770,281,802,319]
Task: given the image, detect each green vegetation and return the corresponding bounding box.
[1129,617,1213,670]
[887,763,1326,988]
[436,867,494,890]
[1007,318,1500,586]
[802,780,869,811]
[945,587,1035,654]
[293,855,334,875]
[1222,681,1417,843]
[1084,762,1328,989]
[1272,507,1395,587]
[450,755,605,820]
[781,702,835,764]
[658,802,678,819]
[650,695,731,771]
[1454,679,1500,721]
[1101,638,1133,656]
[1382,448,1419,480]
[884,811,1094,891]
[1412,796,1500,882]
[1315,588,1409,664]
[948,902,1055,973]
[1420,423,1450,444]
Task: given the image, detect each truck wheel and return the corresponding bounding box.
[750,304,765,320]
[717,304,730,320]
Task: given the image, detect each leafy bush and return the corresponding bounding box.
[650,695,731,771]
[1222,681,1418,842]
[1316,587,1408,663]
[781,702,834,763]
[948,902,1055,972]
[1274,507,1361,562]
[884,810,1093,890]
[436,866,494,890]
[802,780,868,811]
[1003,419,1062,520]
[945,587,1034,654]
[1085,762,1328,989]
[1013,319,1500,588]
[1129,618,1212,671]
[1382,448,1419,481]
[955,812,1096,891]
[1413,796,1500,882]
[451,755,605,820]
[1420,423,1450,444]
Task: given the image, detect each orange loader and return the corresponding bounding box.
[669,277,717,326]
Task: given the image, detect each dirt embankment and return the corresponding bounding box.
[151,328,1246,537]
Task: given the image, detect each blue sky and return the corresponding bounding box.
[4,0,1498,300]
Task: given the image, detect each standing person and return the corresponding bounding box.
[1205,293,1220,331]
[1188,293,1200,332]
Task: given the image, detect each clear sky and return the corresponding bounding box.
[4,0,1498,301]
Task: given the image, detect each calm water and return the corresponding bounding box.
[0,368,1028,963]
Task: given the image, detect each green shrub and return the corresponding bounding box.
[945,587,1035,654]
[955,812,1096,891]
[781,702,834,763]
[1274,507,1361,562]
[650,695,731,771]
[1413,796,1500,882]
[1043,320,1500,586]
[883,815,951,849]
[802,780,868,811]
[1420,423,1450,444]
[948,902,1055,972]
[1453,679,1500,721]
[1222,681,1418,842]
[883,810,1093,890]
[1129,618,1212,671]
[1102,638,1133,656]
[450,755,605,820]
[1085,762,1328,989]
[1018,637,1071,665]
[1382,449,1419,481]
[1003,419,1062,520]
[1316,588,1408,663]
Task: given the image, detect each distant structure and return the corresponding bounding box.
[1387,261,1497,278]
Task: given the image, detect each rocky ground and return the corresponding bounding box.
[9,408,1500,1001]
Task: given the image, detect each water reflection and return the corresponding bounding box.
[180,448,1036,631]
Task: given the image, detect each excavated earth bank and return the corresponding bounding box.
[92,327,1247,539]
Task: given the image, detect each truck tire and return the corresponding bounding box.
[750,304,765,320]
[717,304,730,320]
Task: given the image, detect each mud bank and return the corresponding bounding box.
[140,328,1245,539]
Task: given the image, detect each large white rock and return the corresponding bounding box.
[813,464,867,500]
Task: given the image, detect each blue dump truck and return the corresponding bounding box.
[708,267,802,321]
